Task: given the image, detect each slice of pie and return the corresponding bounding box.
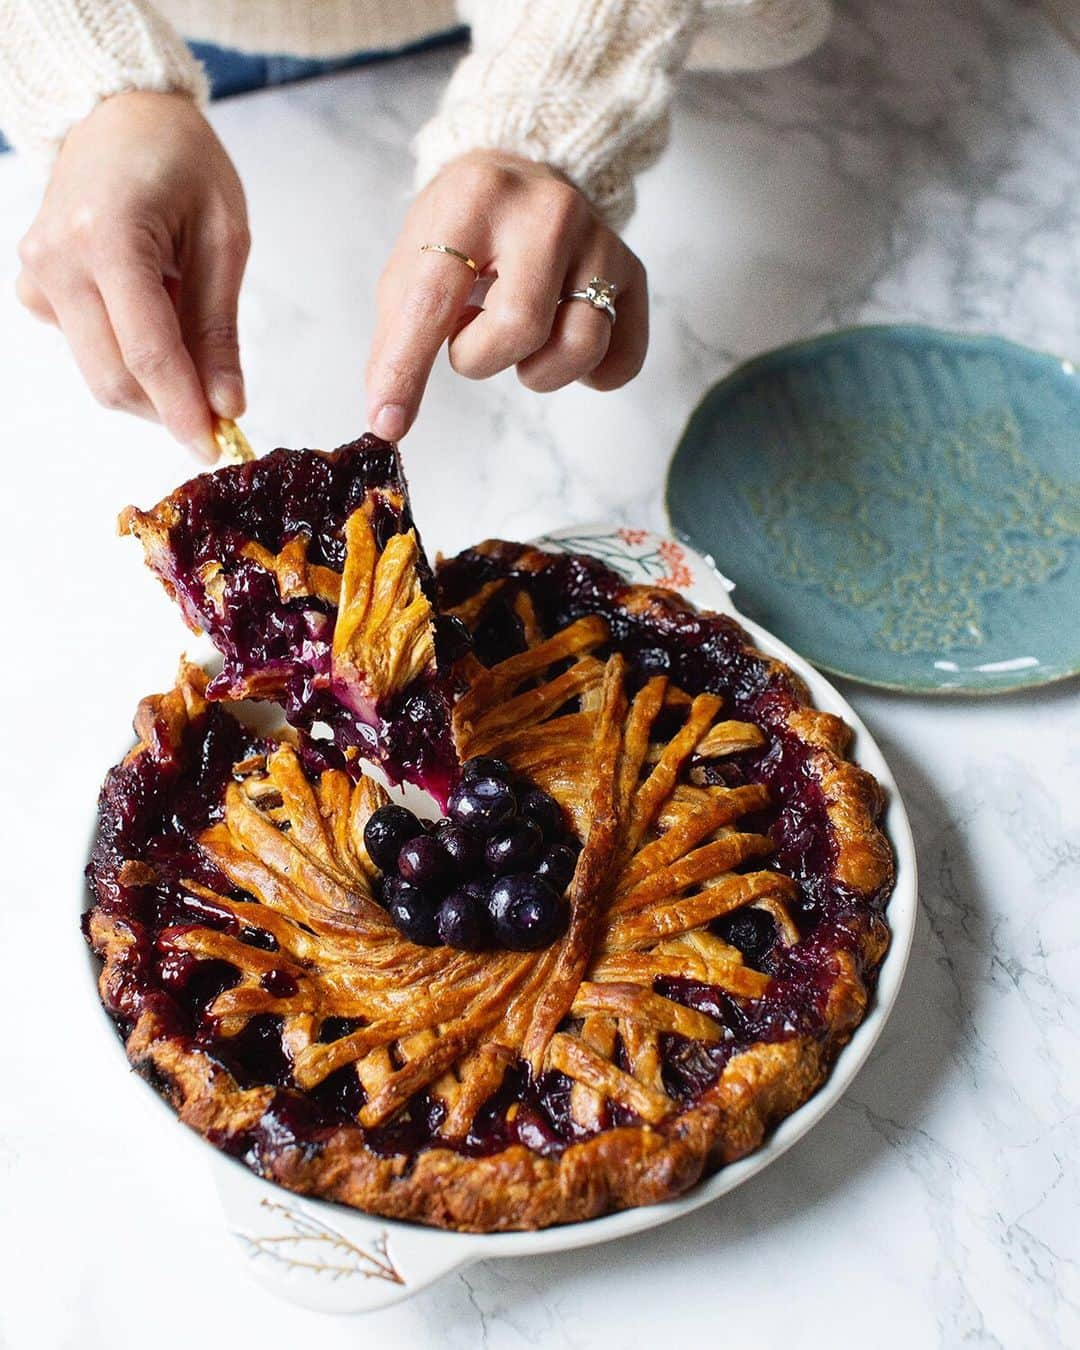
[86,515,895,1231]
[119,436,460,806]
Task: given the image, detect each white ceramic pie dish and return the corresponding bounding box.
[82,524,917,1314]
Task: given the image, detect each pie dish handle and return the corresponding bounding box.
[213,1154,479,1313]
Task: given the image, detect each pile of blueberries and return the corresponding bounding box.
[363,756,580,952]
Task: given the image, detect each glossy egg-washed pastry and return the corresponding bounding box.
[86,437,894,1232]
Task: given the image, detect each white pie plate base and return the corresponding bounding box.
[82,524,917,1314]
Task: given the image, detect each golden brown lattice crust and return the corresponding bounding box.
[120,492,438,711]
[122,1006,832,1231]
[88,563,894,1232]
[447,543,896,902]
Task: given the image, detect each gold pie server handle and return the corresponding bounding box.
[213,417,256,465]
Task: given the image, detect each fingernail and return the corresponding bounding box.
[371,403,407,442]
[209,374,245,419]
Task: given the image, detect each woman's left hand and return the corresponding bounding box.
[366,149,648,442]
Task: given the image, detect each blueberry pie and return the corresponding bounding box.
[86,441,894,1232]
[119,436,458,806]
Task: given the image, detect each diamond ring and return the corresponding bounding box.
[558,275,618,324]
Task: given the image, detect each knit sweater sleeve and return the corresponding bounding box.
[0,0,207,160]
[413,0,703,230]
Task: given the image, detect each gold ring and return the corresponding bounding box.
[558,275,618,324]
[419,243,480,279]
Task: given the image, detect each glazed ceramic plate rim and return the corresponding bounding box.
[80,523,917,1305]
[664,323,1080,696]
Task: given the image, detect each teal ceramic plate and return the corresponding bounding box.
[666,325,1080,694]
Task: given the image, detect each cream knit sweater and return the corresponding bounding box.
[0,0,830,226]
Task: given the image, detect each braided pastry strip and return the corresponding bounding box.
[142,605,801,1135]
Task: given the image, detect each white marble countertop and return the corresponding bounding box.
[1,1,1077,1346]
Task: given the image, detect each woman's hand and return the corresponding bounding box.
[367,149,647,442]
[16,91,249,461]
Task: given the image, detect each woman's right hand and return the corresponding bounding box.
[15,91,249,461]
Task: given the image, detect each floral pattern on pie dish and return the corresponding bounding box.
[85,442,897,1235]
[533,527,706,595]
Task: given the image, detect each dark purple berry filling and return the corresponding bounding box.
[126,438,459,806]
[713,907,777,967]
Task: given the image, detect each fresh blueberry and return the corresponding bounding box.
[431,819,483,876]
[488,875,568,951]
[712,907,776,967]
[460,756,512,783]
[447,775,517,836]
[436,888,492,950]
[383,877,441,946]
[364,804,423,873]
[517,786,565,841]
[397,834,452,888]
[485,818,543,877]
[535,843,577,892]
